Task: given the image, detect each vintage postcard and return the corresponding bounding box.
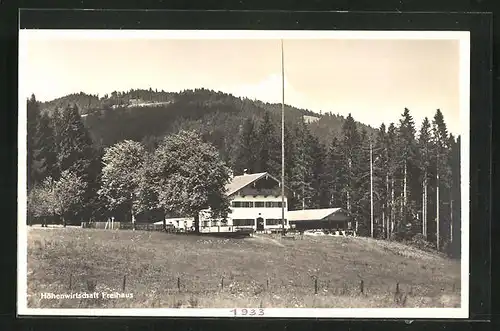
[18,29,470,318]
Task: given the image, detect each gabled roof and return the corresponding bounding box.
[225,172,269,196]
[287,208,346,221]
[226,171,294,197]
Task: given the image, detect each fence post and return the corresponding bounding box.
[396,282,400,295]
[221,277,224,290]
[360,280,364,294]
[122,275,126,291]
[314,277,318,294]
[177,277,181,292]
[266,279,269,291]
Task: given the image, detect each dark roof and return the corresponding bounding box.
[225,172,293,196]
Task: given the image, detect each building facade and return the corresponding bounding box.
[199,172,291,233]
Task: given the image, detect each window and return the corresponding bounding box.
[265,219,284,225]
[254,201,265,208]
[202,221,210,227]
[233,219,255,226]
[265,201,286,208]
[265,219,287,226]
[232,201,254,208]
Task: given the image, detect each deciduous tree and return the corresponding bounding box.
[150,130,231,233]
[98,140,146,224]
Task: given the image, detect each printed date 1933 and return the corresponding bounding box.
[230,308,265,316]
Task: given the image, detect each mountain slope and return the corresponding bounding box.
[39,88,378,150]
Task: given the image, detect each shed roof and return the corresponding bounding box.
[287,208,346,221]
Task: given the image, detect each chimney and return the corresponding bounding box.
[243,169,248,175]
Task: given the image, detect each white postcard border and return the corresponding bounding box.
[17,29,471,319]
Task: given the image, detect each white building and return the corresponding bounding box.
[153,171,356,235]
[195,171,291,233]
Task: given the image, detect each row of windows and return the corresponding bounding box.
[232,219,287,226]
[231,201,286,208]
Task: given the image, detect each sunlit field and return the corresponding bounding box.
[26,227,460,308]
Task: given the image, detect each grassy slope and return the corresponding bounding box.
[27,228,460,309]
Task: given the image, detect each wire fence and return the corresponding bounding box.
[59,271,460,299]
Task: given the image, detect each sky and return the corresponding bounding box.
[22,34,464,135]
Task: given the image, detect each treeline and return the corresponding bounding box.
[28,93,231,231]
[27,91,460,258]
[27,94,104,223]
[40,88,375,151]
[232,108,460,257]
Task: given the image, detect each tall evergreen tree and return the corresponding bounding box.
[374,123,390,238]
[289,119,314,210]
[386,123,399,238]
[326,136,343,208]
[256,111,281,177]
[431,109,451,251]
[55,104,96,221]
[339,114,361,230]
[27,95,59,189]
[32,112,58,182]
[27,94,41,190]
[308,134,329,208]
[418,117,432,240]
[56,104,95,179]
[395,108,419,238]
[449,135,461,258]
[354,129,372,236]
[233,118,259,175]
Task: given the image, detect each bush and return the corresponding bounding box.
[409,233,435,252]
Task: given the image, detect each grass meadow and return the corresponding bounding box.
[26,227,461,309]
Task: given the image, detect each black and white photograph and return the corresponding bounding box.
[18,29,470,318]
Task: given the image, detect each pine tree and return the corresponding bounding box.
[56,104,95,179]
[354,128,372,236]
[54,104,96,221]
[283,122,295,186]
[256,111,281,177]
[233,117,259,174]
[431,109,451,251]
[339,114,361,230]
[396,108,419,239]
[27,94,41,190]
[418,117,432,240]
[289,119,314,210]
[32,112,58,183]
[386,123,399,238]
[374,123,390,238]
[446,133,459,255]
[449,135,461,258]
[308,134,329,208]
[326,136,343,208]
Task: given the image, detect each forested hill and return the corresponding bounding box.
[39,88,377,148]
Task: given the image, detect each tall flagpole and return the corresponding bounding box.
[281,39,285,237]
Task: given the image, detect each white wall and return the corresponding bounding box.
[228,194,289,230]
